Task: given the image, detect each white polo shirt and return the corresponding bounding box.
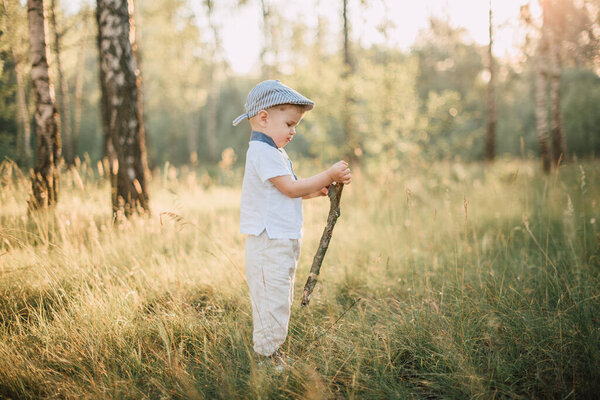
[240,138,303,239]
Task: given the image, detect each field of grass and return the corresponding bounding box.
[0,157,599,399]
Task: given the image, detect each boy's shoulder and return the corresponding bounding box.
[245,141,284,165]
[247,140,282,156]
[245,142,291,179]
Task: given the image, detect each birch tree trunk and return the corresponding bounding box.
[27,0,61,210]
[131,0,149,170]
[15,62,32,162]
[485,0,497,162]
[96,0,150,219]
[535,3,552,173]
[49,0,73,165]
[97,6,114,178]
[2,0,32,163]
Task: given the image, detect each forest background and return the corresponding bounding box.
[1,0,599,170]
[1,0,600,398]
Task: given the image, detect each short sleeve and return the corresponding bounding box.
[254,145,291,182]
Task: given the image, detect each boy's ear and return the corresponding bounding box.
[256,110,269,127]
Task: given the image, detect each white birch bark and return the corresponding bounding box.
[27,0,61,209]
[96,0,150,219]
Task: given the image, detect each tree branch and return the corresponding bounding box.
[301,182,344,307]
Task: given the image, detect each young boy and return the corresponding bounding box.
[232,80,351,363]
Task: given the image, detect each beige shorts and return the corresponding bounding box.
[245,230,301,356]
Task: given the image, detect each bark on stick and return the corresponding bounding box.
[301,183,344,307]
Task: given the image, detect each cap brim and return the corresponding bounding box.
[232,113,248,126]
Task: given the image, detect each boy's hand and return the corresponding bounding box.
[328,161,352,184]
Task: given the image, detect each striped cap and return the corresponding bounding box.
[232,80,314,126]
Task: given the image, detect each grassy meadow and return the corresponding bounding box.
[0,157,599,399]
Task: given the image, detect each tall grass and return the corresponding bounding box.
[0,157,598,399]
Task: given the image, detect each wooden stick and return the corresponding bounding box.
[301,183,344,306]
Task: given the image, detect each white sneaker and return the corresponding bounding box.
[256,351,290,371]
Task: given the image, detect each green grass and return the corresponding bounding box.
[0,158,598,399]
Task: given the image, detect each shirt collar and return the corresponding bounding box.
[250,130,297,180]
[250,131,277,149]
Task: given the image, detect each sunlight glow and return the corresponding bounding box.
[65,0,539,75]
[221,0,535,75]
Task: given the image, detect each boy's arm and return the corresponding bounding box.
[270,172,332,199]
[270,161,351,199]
[303,187,329,200]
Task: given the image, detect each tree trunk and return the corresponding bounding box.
[49,0,73,166]
[258,0,278,79]
[548,4,567,165]
[2,0,32,163]
[206,77,218,162]
[535,3,552,173]
[205,0,219,163]
[27,0,61,210]
[73,8,90,162]
[485,0,496,162]
[342,0,358,163]
[15,64,32,163]
[549,41,566,165]
[96,0,150,220]
[188,111,198,165]
[131,0,149,172]
[96,4,114,178]
[342,0,353,73]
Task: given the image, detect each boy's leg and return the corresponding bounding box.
[245,231,301,356]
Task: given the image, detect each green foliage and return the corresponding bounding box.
[562,68,600,157]
[355,49,423,162]
[413,17,484,103]
[0,0,31,165]
[495,65,537,156]
[0,51,18,162]
[140,0,206,166]
[412,17,487,161]
[423,89,482,160]
[0,0,599,168]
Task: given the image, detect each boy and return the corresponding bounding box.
[233,80,351,364]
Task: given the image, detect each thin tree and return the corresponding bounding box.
[49,0,73,165]
[259,0,273,79]
[548,0,567,164]
[2,0,32,163]
[535,0,552,173]
[27,0,61,209]
[485,0,496,162]
[131,0,149,170]
[205,0,220,163]
[342,0,359,163]
[96,0,150,219]
[73,8,90,160]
